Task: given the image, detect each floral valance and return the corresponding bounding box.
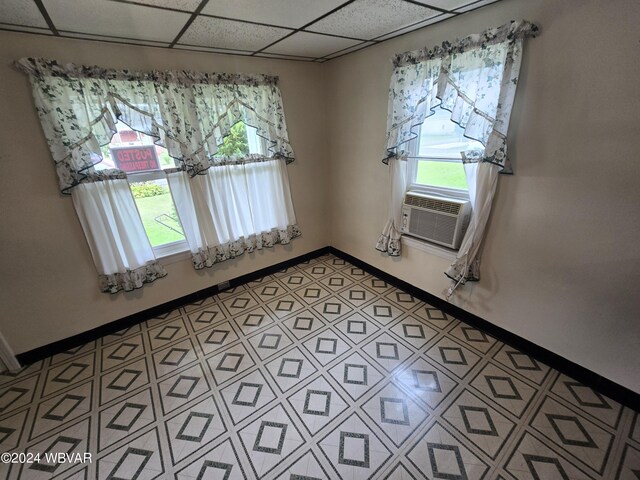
[15,57,295,193]
[384,20,538,172]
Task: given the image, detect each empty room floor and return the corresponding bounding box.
[0,253,638,479]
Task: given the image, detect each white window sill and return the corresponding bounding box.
[153,240,190,265]
[401,235,458,261]
[158,249,191,265]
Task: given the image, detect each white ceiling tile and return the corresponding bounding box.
[0,0,48,28]
[373,13,454,41]
[180,16,290,51]
[308,0,439,40]
[455,0,501,13]
[129,0,202,11]
[43,0,190,42]
[264,32,361,58]
[413,0,473,10]
[202,0,346,28]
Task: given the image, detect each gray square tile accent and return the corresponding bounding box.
[344,364,367,385]
[232,382,263,407]
[175,412,214,442]
[315,337,337,355]
[166,375,200,399]
[216,353,244,372]
[338,431,370,468]
[197,460,233,480]
[253,421,288,454]
[380,397,410,426]
[278,358,303,378]
[303,390,331,416]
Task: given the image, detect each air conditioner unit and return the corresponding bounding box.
[401,192,471,249]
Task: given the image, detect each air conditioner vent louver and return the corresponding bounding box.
[401,192,471,249]
[404,193,461,215]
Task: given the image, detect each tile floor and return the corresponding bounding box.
[0,253,638,479]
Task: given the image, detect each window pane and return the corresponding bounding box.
[416,160,468,190]
[418,108,484,158]
[94,122,185,249]
[216,121,250,157]
[131,178,185,247]
[96,121,177,171]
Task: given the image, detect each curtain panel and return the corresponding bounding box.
[17,58,299,292]
[72,171,167,293]
[378,20,538,297]
[167,160,299,270]
[15,58,295,192]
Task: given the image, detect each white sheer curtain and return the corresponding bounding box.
[380,20,538,297]
[72,172,166,293]
[375,158,408,255]
[167,159,298,270]
[443,162,498,296]
[376,55,440,256]
[17,58,299,292]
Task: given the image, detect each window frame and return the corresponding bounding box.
[126,169,189,258]
[105,122,271,259]
[402,123,473,257]
[406,124,470,202]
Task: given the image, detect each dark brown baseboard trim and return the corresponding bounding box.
[15,246,331,366]
[327,246,639,410]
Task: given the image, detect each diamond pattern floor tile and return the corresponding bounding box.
[328,351,386,402]
[394,355,459,410]
[164,394,226,465]
[0,253,636,480]
[405,420,490,480]
[504,430,596,480]
[318,412,393,479]
[98,387,156,452]
[389,315,438,350]
[96,428,164,480]
[493,344,551,386]
[361,381,429,448]
[287,375,349,436]
[529,395,615,475]
[237,403,306,479]
[281,309,326,341]
[549,373,624,429]
[469,361,538,419]
[174,437,247,480]
[274,449,333,479]
[30,380,93,441]
[265,346,319,393]
[441,388,517,460]
[221,368,277,425]
[425,335,482,380]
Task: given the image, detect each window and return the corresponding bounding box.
[408,108,484,199]
[96,121,265,258]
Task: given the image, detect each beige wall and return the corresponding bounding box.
[326,0,640,393]
[0,32,329,354]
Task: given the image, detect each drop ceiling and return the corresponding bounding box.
[0,0,502,62]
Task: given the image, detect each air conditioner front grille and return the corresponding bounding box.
[408,208,458,245]
[404,193,461,215]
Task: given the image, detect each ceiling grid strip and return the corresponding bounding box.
[0,0,503,62]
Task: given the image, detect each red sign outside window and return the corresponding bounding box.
[111,145,160,173]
